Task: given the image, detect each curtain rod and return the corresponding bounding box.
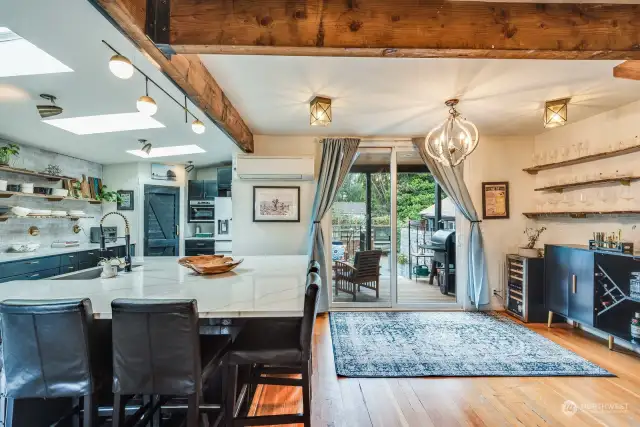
[318,137,414,143]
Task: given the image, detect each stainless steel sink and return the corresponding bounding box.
[54,265,141,280]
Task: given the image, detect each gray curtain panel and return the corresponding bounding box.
[412,137,489,309]
[309,138,360,311]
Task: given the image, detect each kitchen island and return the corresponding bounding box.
[0,255,308,318]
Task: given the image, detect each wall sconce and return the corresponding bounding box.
[544,98,570,128]
[310,96,332,127]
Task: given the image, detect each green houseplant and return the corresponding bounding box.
[96,185,123,203]
[0,143,19,166]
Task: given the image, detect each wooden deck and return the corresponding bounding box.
[249,314,640,426]
[332,276,456,304]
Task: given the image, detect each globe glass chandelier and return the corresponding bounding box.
[425,99,479,167]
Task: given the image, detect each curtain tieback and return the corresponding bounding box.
[470,220,482,223]
[313,221,321,224]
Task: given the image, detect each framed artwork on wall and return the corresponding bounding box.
[253,186,300,222]
[117,190,134,211]
[151,163,178,181]
[482,181,509,219]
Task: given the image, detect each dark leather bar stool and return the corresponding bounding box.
[225,273,321,427]
[0,298,110,427]
[111,299,231,427]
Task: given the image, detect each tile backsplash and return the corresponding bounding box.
[0,142,103,251]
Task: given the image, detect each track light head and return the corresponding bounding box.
[37,94,63,119]
[138,139,152,155]
[185,161,195,173]
[192,119,205,134]
[109,54,134,79]
[137,95,157,116]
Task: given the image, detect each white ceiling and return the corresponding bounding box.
[200,55,640,137]
[0,0,239,166]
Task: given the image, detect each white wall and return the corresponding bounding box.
[532,99,640,248]
[232,135,320,256]
[102,162,192,255]
[458,136,535,310]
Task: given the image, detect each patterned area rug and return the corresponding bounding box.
[329,311,613,377]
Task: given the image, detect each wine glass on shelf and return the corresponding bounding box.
[619,184,635,210]
[548,149,558,164]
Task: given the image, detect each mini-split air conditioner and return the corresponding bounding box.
[235,155,314,181]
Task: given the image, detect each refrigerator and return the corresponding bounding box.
[214,197,232,255]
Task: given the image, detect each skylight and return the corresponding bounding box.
[127,145,206,158]
[0,27,73,77]
[43,112,165,135]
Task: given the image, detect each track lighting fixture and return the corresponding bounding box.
[139,139,152,155]
[185,161,195,173]
[36,94,63,118]
[137,77,157,116]
[192,119,205,134]
[109,54,134,79]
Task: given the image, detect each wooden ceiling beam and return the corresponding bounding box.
[167,0,640,60]
[613,61,640,80]
[93,0,254,153]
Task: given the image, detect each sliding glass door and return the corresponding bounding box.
[330,143,459,310]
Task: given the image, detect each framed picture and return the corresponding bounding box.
[253,186,300,222]
[117,190,134,211]
[482,181,509,219]
[151,163,178,181]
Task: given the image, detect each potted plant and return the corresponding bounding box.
[96,185,123,203]
[519,226,547,257]
[0,143,19,166]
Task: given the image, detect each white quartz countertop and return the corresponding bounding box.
[0,241,134,263]
[0,256,308,319]
[184,237,215,240]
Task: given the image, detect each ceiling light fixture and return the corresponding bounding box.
[185,161,195,172]
[310,96,332,127]
[126,144,206,159]
[109,54,134,79]
[425,99,479,167]
[191,119,205,134]
[139,139,152,155]
[0,27,73,77]
[136,77,157,116]
[544,98,570,128]
[103,41,206,134]
[36,94,63,118]
[43,112,164,135]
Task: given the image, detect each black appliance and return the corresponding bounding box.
[189,200,215,223]
[425,229,456,295]
[91,226,117,243]
[185,239,215,256]
[506,254,546,322]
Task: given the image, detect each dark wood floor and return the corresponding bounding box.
[249,313,640,427]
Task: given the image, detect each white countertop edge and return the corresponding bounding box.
[94,310,303,320]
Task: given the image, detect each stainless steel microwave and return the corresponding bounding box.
[189,200,215,222]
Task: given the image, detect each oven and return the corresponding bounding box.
[189,200,215,223]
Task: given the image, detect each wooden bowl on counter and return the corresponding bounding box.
[178,254,243,275]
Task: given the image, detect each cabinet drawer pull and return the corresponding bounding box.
[30,273,40,278]
[572,274,577,294]
[26,261,39,265]
[68,255,74,258]
[68,266,74,270]
[87,252,94,255]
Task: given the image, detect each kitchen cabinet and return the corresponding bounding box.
[188,180,217,200]
[568,249,595,326]
[544,245,570,316]
[217,167,232,196]
[185,239,216,256]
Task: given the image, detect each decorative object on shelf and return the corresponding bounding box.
[28,226,39,236]
[36,94,63,118]
[117,190,134,210]
[518,226,546,257]
[543,98,570,128]
[97,185,122,204]
[0,143,19,166]
[630,273,640,303]
[178,255,244,275]
[20,183,34,194]
[151,163,177,181]
[104,41,206,134]
[136,77,157,116]
[482,181,509,219]
[524,145,640,174]
[43,164,62,176]
[631,313,640,342]
[9,242,40,253]
[589,230,633,254]
[11,206,30,217]
[425,99,479,166]
[310,96,332,127]
[0,179,6,191]
[253,186,300,222]
[523,210,640,219]
[34,186,52,195]
[80,175,91,198]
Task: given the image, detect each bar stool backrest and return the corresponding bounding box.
[300,273,321,361]
[0,298,95,399]
[111,299,201,396]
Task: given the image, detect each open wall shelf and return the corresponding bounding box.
[0,191,101,204]
[0,215,94,223]
[0,165,75,181]
[523,145,640,174]
[523,211,640,219]
[534,176,640,193]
